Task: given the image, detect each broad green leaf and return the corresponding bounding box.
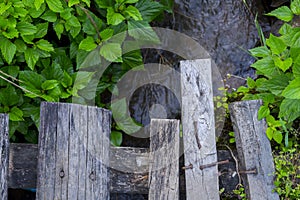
[100,29,114,41]
[34,0,44,10]
[22,104,40,129]
[124,5,143,21]
[128,20,159,42]
[160,0,173,13]
[19,71,45,91]
[72,71,95,95]
[107,7,125,25]
[251,57,277,78]
[124,0,139,3]
[80,49,101,69]
[115,117,141,134]
[24,48,40,70]
[14,7,28,18]
[258,105,270,120]
[17,22,37,36]
[66,16,81,27]
[41,10,57,22]
[2,27,19,39]
[273,56,293,72]
[68,0,79,7]
[41,80,59,90]
[29,3,46,18]
[46,0,63,13]
[76,50,90,69]
[249,46,270,57]
[54,22,64,39]
[247,77,256,89]
[291,0,300,15]
[293,64,300,77]
[69,26,81,38]
[273,131,283,144]
[61,71,73,88]
[0,37,17,64]
[111,98,127,120]
[110,131,122,146]
[82,12,103,35]
[36,39,54,52]
[266,34,286,55]
[279,98,300,122]
[100,43,122,62]
[256,93,275,104]
[122,50,143,70]
[0,2,12,15]
[46,87,61,101]
[60,8,72,20]
[266,6,293,22]
[264,75,290,95]
[282,78,300,99]
[0,86,19,106]
[41,63,64,80]
[35,22,48,38]
[279,23,292,35]
[78,36,97,51]
[136,0,165,22]
[266,127,274,140]
[82,0,90,7]
[10,107,24,121]
[94,0,114,8]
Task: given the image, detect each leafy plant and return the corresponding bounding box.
[235,0,300,145]
[0,0,173,144]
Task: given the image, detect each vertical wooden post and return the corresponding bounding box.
[229,100,279,200]
[36,102,111,200]
[180,59,219,200]
[148,119,180,200]
[0,114,9,200]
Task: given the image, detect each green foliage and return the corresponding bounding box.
[273,144,300,199]
[0,0,172,143]
[236,0,300,145]
[233,184,247,200]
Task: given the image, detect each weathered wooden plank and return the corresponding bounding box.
[148,119,180,200]
[229,100,279,200]
[0,114,9,200]
[7,143,239,194]
[180,59,219,200]
[36,102,111,200]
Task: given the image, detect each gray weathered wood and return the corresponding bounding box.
[148,119,180,200]
[36,102,111,200]
[180,59,219,200]
[229,100,279,200]
[0,114,9,200]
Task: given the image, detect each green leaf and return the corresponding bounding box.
[273,131,283,144]
[94,0,114,8]
[128,20,159,42]
[124,5,143,21]
[46,0,63,13]
[251,56,277,78]
[0,2,12,15]
[0,86,19,106]
[264,75,290,95]
[34,0,45,10]
[160,0,174,13]
[273,56,292,72]
[41,10,57,22]
[24,48,40,70]
[107,7,125,25]
[266,34,286,55]
[100,29,114,41]
[36,39,54,52]
[100,43,122,62]
[115,117,141,134]
[110,131,122,146]
[122,50,143,70]
[0,37,17,64]
[61,71,73,88]
[249,46,270,57]
[68,0,79,7]
[124,0,139,3]
[19,71,44,91]
[54,22,64,39]
[282,78,300,99]
[60,8,72,20]
[29,3,46,18]
[258,105,270,120]
[79,49,101,69]
[72,71,95,95]
[41,80,59,90]
[247,77,256,89]
[136,0,165,22]
[79,36,97,51]
[35,22,48,38]
[82,0,90,7]
[266,6,293,22]
[279,98,300,122]
[2,27,19,39]
[17,22,38,36]
[10,106,24,121]
[291,0,300,15]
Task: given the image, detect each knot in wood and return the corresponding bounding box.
[59,170,65,178]
[182,164,193,170]
[89,172,95,181]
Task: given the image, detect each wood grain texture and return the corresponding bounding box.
[36,102,111,200]
[0,114,9,200]
[148,119,180,200]
[180,59,219,200]
[229,100,279,200]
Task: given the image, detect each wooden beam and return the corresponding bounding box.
[180,59,219,200]
[148,119,180,199]
[0,114,9,200]
[36,102,111,199]
[229,100,279,200]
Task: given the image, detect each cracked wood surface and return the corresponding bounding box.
[148,119,180,200]
[180,59,219,200]
[229,100,279,200]
[0,114,9,200]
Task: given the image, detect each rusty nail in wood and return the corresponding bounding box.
[239,168,257,174]
[59,170,65,178]
[182,164,193,170]
[131,175,148,183]
[199,159,230,170]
